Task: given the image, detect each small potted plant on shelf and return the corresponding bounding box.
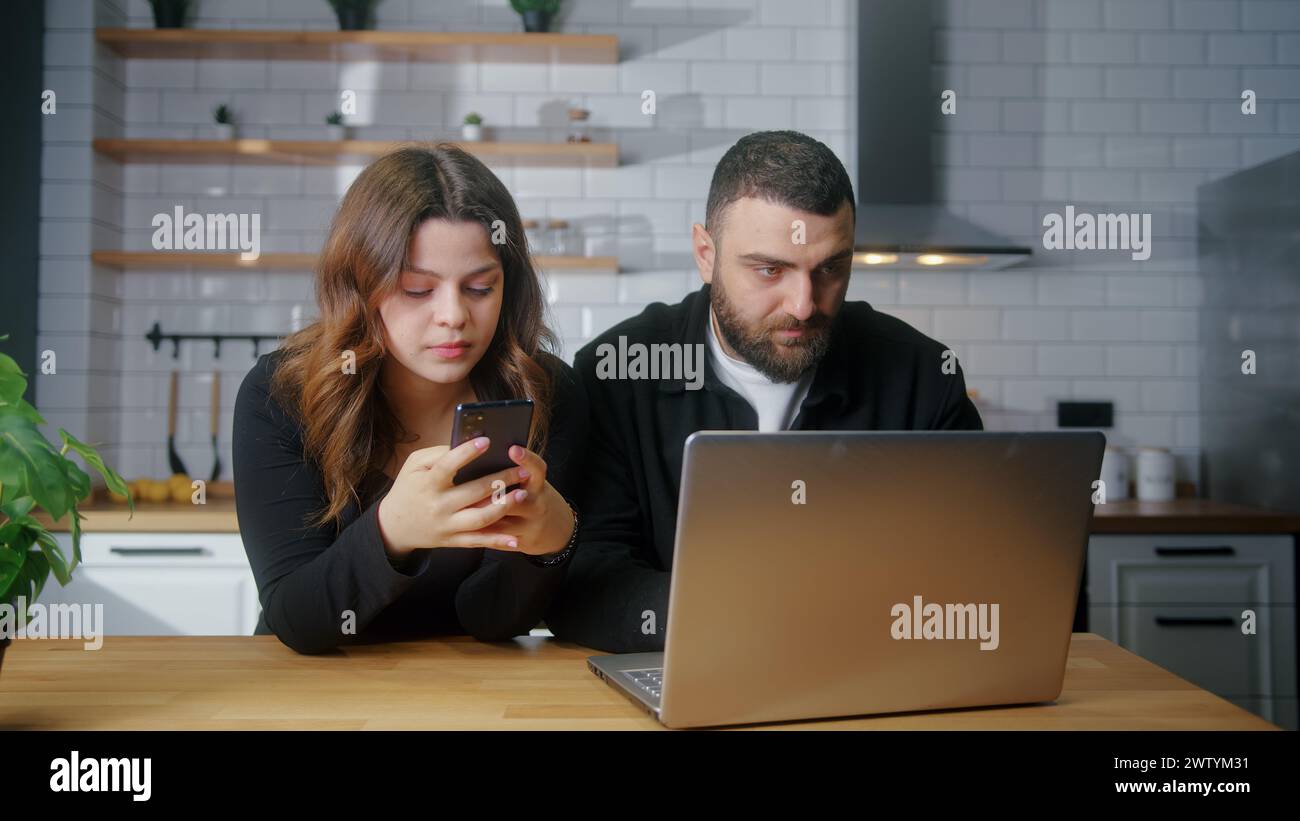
[0,337,133,678]
[510,0,562,33]
[148,0,191,29]
[325,111,349,141]
[327,0,382,31]
[461,112,484,142]
[212,103,236,140]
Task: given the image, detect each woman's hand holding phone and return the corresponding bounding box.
[375,436,533,559]
[489,444,575,558]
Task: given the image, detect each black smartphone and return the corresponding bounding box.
[448,399,534,485]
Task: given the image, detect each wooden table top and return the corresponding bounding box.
[0,633,1277,730]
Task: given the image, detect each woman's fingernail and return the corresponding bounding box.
[518,468,531,480]
[510,445,524,460]
[474,437,490,449]
[507,538,518,549]
[515,490,528,502]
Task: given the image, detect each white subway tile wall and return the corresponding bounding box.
[36,0,1300,487]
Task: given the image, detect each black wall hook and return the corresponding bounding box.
[145,321,280,361]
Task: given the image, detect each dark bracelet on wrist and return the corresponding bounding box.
[525,498,579,568]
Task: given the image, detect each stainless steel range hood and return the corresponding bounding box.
[854,0,1032,270]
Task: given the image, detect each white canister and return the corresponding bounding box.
[1099,447,1130,502]
[1136,447,1175,502]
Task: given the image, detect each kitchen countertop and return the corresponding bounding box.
[32,491,1300,536]
[35,496,243,533]
[0,633,1277,730]
[1090,499,1300,534]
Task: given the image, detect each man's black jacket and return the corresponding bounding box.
[546,284,984,653]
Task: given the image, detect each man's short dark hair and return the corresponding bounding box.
[704,130,856,238]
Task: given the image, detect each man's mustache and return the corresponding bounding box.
[768,315,830,332]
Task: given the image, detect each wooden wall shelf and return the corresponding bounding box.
[95,28,618,63]
[91,251,618,272]
[93,138,618,167]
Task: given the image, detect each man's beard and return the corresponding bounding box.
[710,272,833,384]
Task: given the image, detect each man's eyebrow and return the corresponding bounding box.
[815,248,856,267]
[403,261,501,278]
[735,248,856,269]
[736,252,798,268]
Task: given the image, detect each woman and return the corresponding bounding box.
[232,144,587,654]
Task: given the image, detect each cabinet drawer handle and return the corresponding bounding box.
[109,547,208,556]
[1154,545,1235,557]
[1154,616,1235,628]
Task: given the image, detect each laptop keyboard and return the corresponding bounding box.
[623,668,664,702]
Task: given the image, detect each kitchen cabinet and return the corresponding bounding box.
[34,532,261,637]
[1087,534,1296,730]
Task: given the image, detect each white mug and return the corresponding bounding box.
[1099,447,1130,501]
[1136,448,1175,502]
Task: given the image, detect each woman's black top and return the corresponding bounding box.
[232,348,588,654]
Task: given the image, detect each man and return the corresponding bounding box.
[547,130,983,653]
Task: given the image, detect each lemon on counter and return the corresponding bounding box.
[170,474,195,503]
[110,475,195,503]
[140,479,171,503]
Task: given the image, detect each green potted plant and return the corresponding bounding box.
[148,0,191,29]
[326,0,383,31]
[213,103,235,140]
[510,0,562,33]
[461,111,483,142]
[325,110,349,141]
[0,337,133,676]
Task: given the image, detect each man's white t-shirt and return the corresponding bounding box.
[706,309,815,432]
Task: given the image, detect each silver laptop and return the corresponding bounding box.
[589,430,1105,728]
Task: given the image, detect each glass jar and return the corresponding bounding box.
[522,218,542,254]
[545,219,571,256]
[566,107,590,143]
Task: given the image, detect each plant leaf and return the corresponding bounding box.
[0,350,27,407]
[1,525,38,598]
[59,429,130,499]
[0,519,25,548]
[70,508,83,566]
[0,511,81,587]
[33,528,71,586]
[19,549,50,605]
[0,521,34,550]
[0,545,24,601]
[9,397,47,426]
[58,455,92,502]
[0,414,69,520]
[1,495,36,520]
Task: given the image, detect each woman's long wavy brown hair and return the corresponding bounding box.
[269,143,556,530]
